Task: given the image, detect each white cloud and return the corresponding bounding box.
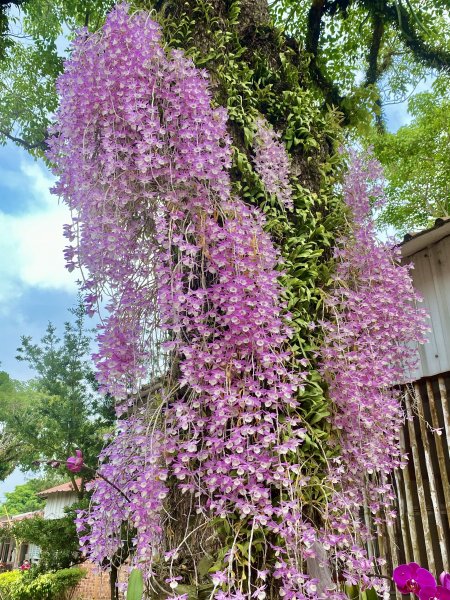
[0,160,78,308]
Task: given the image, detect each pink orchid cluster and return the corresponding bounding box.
[48,4,325,597]
[76,416,168,567]
[47,3,171,401]
[253,116,293,210]
[393,563,450,600]
[318,151,429,589]
[48,3,430,597]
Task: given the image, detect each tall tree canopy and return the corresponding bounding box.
[0,0,112,153]
[373,89,450,233]
[271,0,450,127]
[1,0,450,153]
[0,304,114,492]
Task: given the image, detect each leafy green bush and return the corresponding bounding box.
[0,570,21,597]
[6,567,86,600]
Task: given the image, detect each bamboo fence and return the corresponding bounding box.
[369,372,450,592]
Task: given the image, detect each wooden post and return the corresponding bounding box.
[375,520,389,579]
[363,486,375,561]
[399,426,421,563]
[438,377,450,447]
[379,473,401,599]
[404,390,436,574]
[385,516,401,600]
[414,383,449,569]
[426,379,450,529]
[394,468,411,564]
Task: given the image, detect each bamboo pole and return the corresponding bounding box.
[380,473,400,569]
[363,486,375,562]
[414,383,449,568]
[394,468,412,564]
[375,520,389,579]
[426,379,450,529]
[385,515,401,600]
[437,377,450,449]
[404,390,436,574]
[399,425,421,563]
[378,472,402,600]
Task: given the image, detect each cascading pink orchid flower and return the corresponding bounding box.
[49,3,429,597]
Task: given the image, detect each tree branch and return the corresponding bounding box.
[0,127,47,152]
[385,2,450,73]
[365,11,384,86]
[305,0,350,121]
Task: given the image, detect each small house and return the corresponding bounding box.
[37,479,80,519]
[0,511,42,569]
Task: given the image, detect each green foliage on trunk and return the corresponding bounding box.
[123,0,347,589]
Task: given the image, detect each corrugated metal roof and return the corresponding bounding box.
[37,478,82,497]
[400,217,450,258]
[400,218,450,379]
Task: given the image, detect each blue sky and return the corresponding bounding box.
[0,94,417,501]
[0,143,80,380]
[0,143,81,500]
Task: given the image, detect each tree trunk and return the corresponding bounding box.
[110,564,119,600]
[134,0,345,594]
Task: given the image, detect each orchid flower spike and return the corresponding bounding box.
[66,449,84,473]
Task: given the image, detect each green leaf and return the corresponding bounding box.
[198,555,214,577]
[364,587,381,600]
[127,569,144,600]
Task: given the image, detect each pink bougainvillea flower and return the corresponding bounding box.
[419,586,450,600]
[393,563,436,594]
[440,574,450,591]
[66,449,84,473]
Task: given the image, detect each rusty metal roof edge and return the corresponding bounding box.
[399,217,450,258]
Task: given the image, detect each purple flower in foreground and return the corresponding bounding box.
[393,563,436,594]
[66,449,84,473]
[440,574,450,591]
[419,586,450,600]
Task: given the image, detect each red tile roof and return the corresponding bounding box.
[38,478,82,497]
[0,510,43,523]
